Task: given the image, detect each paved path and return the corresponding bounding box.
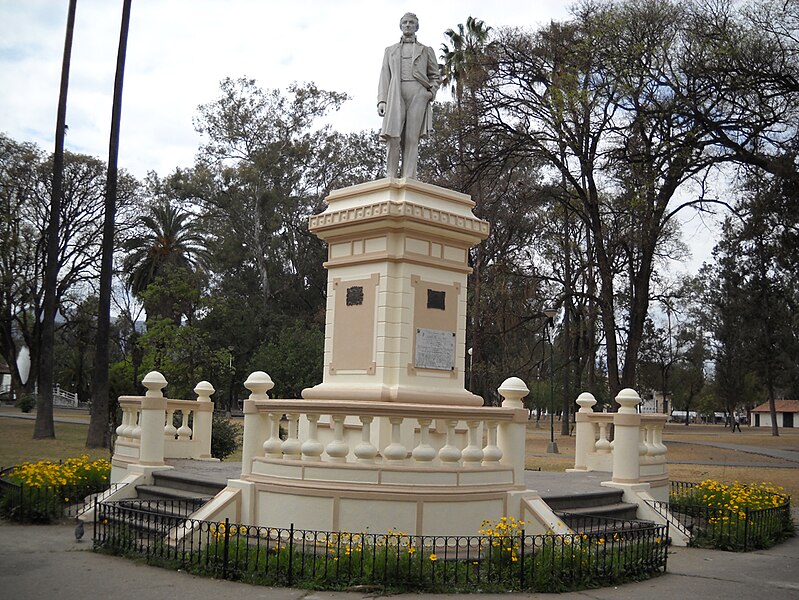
[1,520,797,600]
[667,439,799,463]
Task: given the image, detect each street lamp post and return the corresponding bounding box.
[544,308,558,454]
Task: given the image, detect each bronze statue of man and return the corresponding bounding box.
[377,12,440,179]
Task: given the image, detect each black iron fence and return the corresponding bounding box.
[93,499,668,593]
[0,476,115,522]
[651,480,794,551]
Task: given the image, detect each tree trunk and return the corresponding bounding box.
[35,0,76,439]
[87,0,132,448]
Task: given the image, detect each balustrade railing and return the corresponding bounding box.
[115,372,215,465]
[572,389,668,489]
[239,372,530,483]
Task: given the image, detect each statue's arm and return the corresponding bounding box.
[378,47,392,108]
[425,46,441,98]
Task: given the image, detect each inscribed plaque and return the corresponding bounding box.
[415,328,456,370]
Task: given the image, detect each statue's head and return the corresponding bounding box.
[399,12,419,34]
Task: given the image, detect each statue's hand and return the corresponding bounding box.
[377,102,386,117]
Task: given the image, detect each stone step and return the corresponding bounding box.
[151,470,227,498]
[557,502,638,519]
[542,488,626,512]
[135,484,211,503]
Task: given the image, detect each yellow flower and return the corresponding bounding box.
[429,553,437,562]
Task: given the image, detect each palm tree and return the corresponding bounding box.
[88,0,132,449]
[440,17,494,398]
[439,17,494,189]
[439,16,493,109]
[36,0,77,440]
[123,200,209,323]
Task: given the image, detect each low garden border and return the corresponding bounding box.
[93,499,669,593]
[650,480,794,551]
[0,473,115,522]
[0,459,114,523]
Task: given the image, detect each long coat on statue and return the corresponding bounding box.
[377,41,440,140]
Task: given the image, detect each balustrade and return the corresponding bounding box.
[113,372,216,465]
[239,375,529,482]
[571,388,669,485]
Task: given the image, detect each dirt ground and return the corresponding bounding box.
[525,421,799,500]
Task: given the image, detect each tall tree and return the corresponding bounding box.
[479,0,725,396]
[709,170,799,436]
[36,0,76,439]
[123,199,209,323]
[440,16,494,185]
[0,138,135,430]
[190,79,349,313]
[87,0,132,449]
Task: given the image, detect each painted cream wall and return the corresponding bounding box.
[303,178,488,407]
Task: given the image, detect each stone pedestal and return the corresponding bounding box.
[302,178,489,406]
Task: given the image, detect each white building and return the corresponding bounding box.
[751,400,799,428]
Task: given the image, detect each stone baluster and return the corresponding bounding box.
[572,392,597,471]
[438,419,462,464]
[301,413,325,461]
[653,423,668,463]
[595,422,611,454]
[412,418,437,463]
[263,413,284,459]
[193,381,215,459]
[138,371,168,466]
[131,409,142,441]
[114,409,126,439]
[642,424,656,463]
[611,388,642,484]
[382,416,408,463]
[325,414,349,462]
[241,371,274,476]
[281,413,302,460]
[116,405,135,439]
[354,416,379,463]
[482,421,502,465]
[164,408,177,439]
[177,410,192,440]
[647,423,667,464]
[461,420,484,464]
[638,426,648,464]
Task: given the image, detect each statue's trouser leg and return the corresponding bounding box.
[386,138,401,177]
[400,81,428,179]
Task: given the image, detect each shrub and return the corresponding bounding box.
[16,394,35,413]
[3,455,111,487]
[211,414,242,460]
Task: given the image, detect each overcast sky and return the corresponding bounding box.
[0,0,573,177]
[0,0,719,272]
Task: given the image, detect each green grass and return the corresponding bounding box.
[0,418,110,468]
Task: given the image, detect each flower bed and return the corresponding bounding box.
[94,502,668,593]
[0,456,111,522]
[669,480,793,551]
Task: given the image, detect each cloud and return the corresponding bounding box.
[0,0,572,177]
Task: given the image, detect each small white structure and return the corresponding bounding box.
[639,390,669,414]
[751,400,799,428]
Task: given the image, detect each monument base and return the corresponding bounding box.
[304,177,490,408]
